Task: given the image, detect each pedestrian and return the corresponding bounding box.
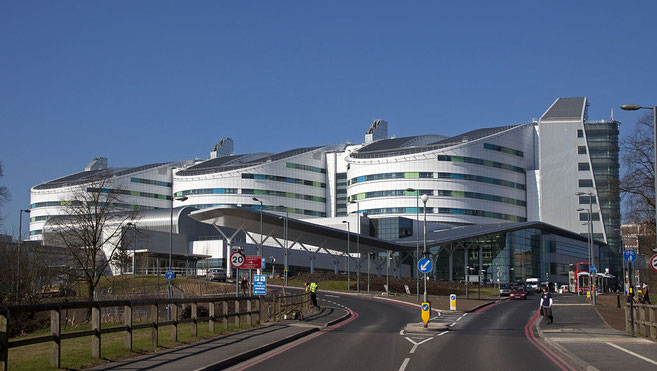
[309,281,320,310]
[241,277,248,296]
[539,286,553,324]
[641,283,651,305]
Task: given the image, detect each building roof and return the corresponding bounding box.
[540,97,587,122]
[33,163,170,190]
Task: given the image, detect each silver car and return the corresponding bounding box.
[206,268,227,282]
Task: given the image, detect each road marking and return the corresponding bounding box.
[399,358,410,371]
[605,342,657,366]
[405,337,433,354]
[438,330,449,336]
[450,322,456,326]
[325,294,340,298]
[456,316,462,322]
[399,329,404,335]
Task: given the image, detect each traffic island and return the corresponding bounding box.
[404,322,449,333]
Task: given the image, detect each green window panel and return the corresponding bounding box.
[405,172,419,179]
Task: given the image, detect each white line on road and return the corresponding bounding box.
[325,294,340,298]
[450,322,456,326]
[605,342,657,366]
[399,358,410,371]
[456,316,462,322]
[438,331,449,336]
[399,330,404,335]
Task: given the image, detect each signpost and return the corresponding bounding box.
[421,302,431,326]
[450,294,456,310]
[253,274,267,295]
[624,249,637,336]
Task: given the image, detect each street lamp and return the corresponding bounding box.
[342,220,350,291]
[621,103,657,284]
[278,205,289,286]
[17,209,30,302]
[252,197,263,275]
[126,222,137,285]
[420,194,429,303]
[577,202,595,305]
[349,200,361,293]
[406,187,420,303]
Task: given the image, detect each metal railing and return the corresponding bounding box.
[0,292,310,370]
[625,303,657,339]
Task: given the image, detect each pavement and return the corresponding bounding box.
[91,305,350,371]
[535,294,657,371]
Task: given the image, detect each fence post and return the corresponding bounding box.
[1,309,9,371]
[171,302,178,343]
[640,305,647,336]
[648,307,657,339]
[92,304,101,358]
[625,304,630,332]
[209,301,216,333]
[258,297,262,324]
[247,300,253,326]
[272,295,278,322]
[235,299,240,327]
[124,302,133,351]
[191,302,198,337]
[151,304,159,347]
[50,306,61,368]
[222,301,228,329]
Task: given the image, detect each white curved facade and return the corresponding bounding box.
[345,125,535,225]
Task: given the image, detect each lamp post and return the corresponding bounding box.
[577,202,595,305]
[420,194,429,303]
[278,205,288,286]
[17,209,30,302]
[349,200,361,293]
[127,222,137,285]
[252,197,263,275]
[342,221,350,291]
[406,188,420,302]
[621,104,657,280]
[169,195,188,291]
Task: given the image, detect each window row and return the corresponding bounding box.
[286,162,326,174]
[130,177,172,188]
[242,189,326,203]
[31,200,158,211]
[438,172,526,190]
[437,208,526,222]
[175,188,238,197]
[88,188,172,200]
[437,155,525,174]
[437,190,526,206]
[579,212,600,221]
[242,173,325,188]
[348,172,433,185]
[30,215,50,222]
[348,189,434,202]
[483,143,524,157]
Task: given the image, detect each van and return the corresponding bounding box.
[526,278,540,293]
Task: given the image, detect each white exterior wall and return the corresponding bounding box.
[29,164,176,240]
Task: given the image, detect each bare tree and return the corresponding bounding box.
[620,112,655,224]
[0,161,10,228]
[44,174,137,301]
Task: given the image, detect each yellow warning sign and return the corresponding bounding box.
[421,302,430,325]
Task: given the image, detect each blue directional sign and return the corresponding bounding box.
[261,258,266,270]
[589,265,597,273]
[422,303,429,311]
[418,258,433,273]
[624,249,638,263]
[253,274,267,295]
[450,294,456,301]
[165,270,175,281]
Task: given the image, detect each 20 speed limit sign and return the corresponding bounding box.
[650,254,657,273]
[231,251,245,268]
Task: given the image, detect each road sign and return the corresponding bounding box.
[230,251,245,268]
[650,255,657,273]
[165,270,175,281]
[242,256,263,269]
[253,274,267,295]
[450,294,456,310]
[623,249,638,263]
[261,258,266,270]
[589,265,597,273]
[418,258,433,273]
[421,302,430,325]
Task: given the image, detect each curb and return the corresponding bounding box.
[195,308,352,371]
[533,317,594,371]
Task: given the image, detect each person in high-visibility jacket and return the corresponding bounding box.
[309,282,319,310]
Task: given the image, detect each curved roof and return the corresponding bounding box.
[177,146,330,176]
[350,125,520,159]
[33,163,169,190]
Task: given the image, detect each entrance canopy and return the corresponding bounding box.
[188,206,407,254]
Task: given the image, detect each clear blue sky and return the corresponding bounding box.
[1,1,656,237]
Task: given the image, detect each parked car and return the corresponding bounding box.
[206,268,227,282]
[499,283,511,296]
[509,285,528,300]
[558,285,569,294]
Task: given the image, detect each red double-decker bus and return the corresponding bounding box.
[568,263,591,293]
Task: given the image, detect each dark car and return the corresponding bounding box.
[509,285,527,300]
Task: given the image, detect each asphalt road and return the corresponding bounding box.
[232,292,568,371]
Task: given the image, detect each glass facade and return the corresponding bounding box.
[433,228,590,285]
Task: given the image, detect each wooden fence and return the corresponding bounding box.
[625,303,657,340]
[0,292,310,370]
